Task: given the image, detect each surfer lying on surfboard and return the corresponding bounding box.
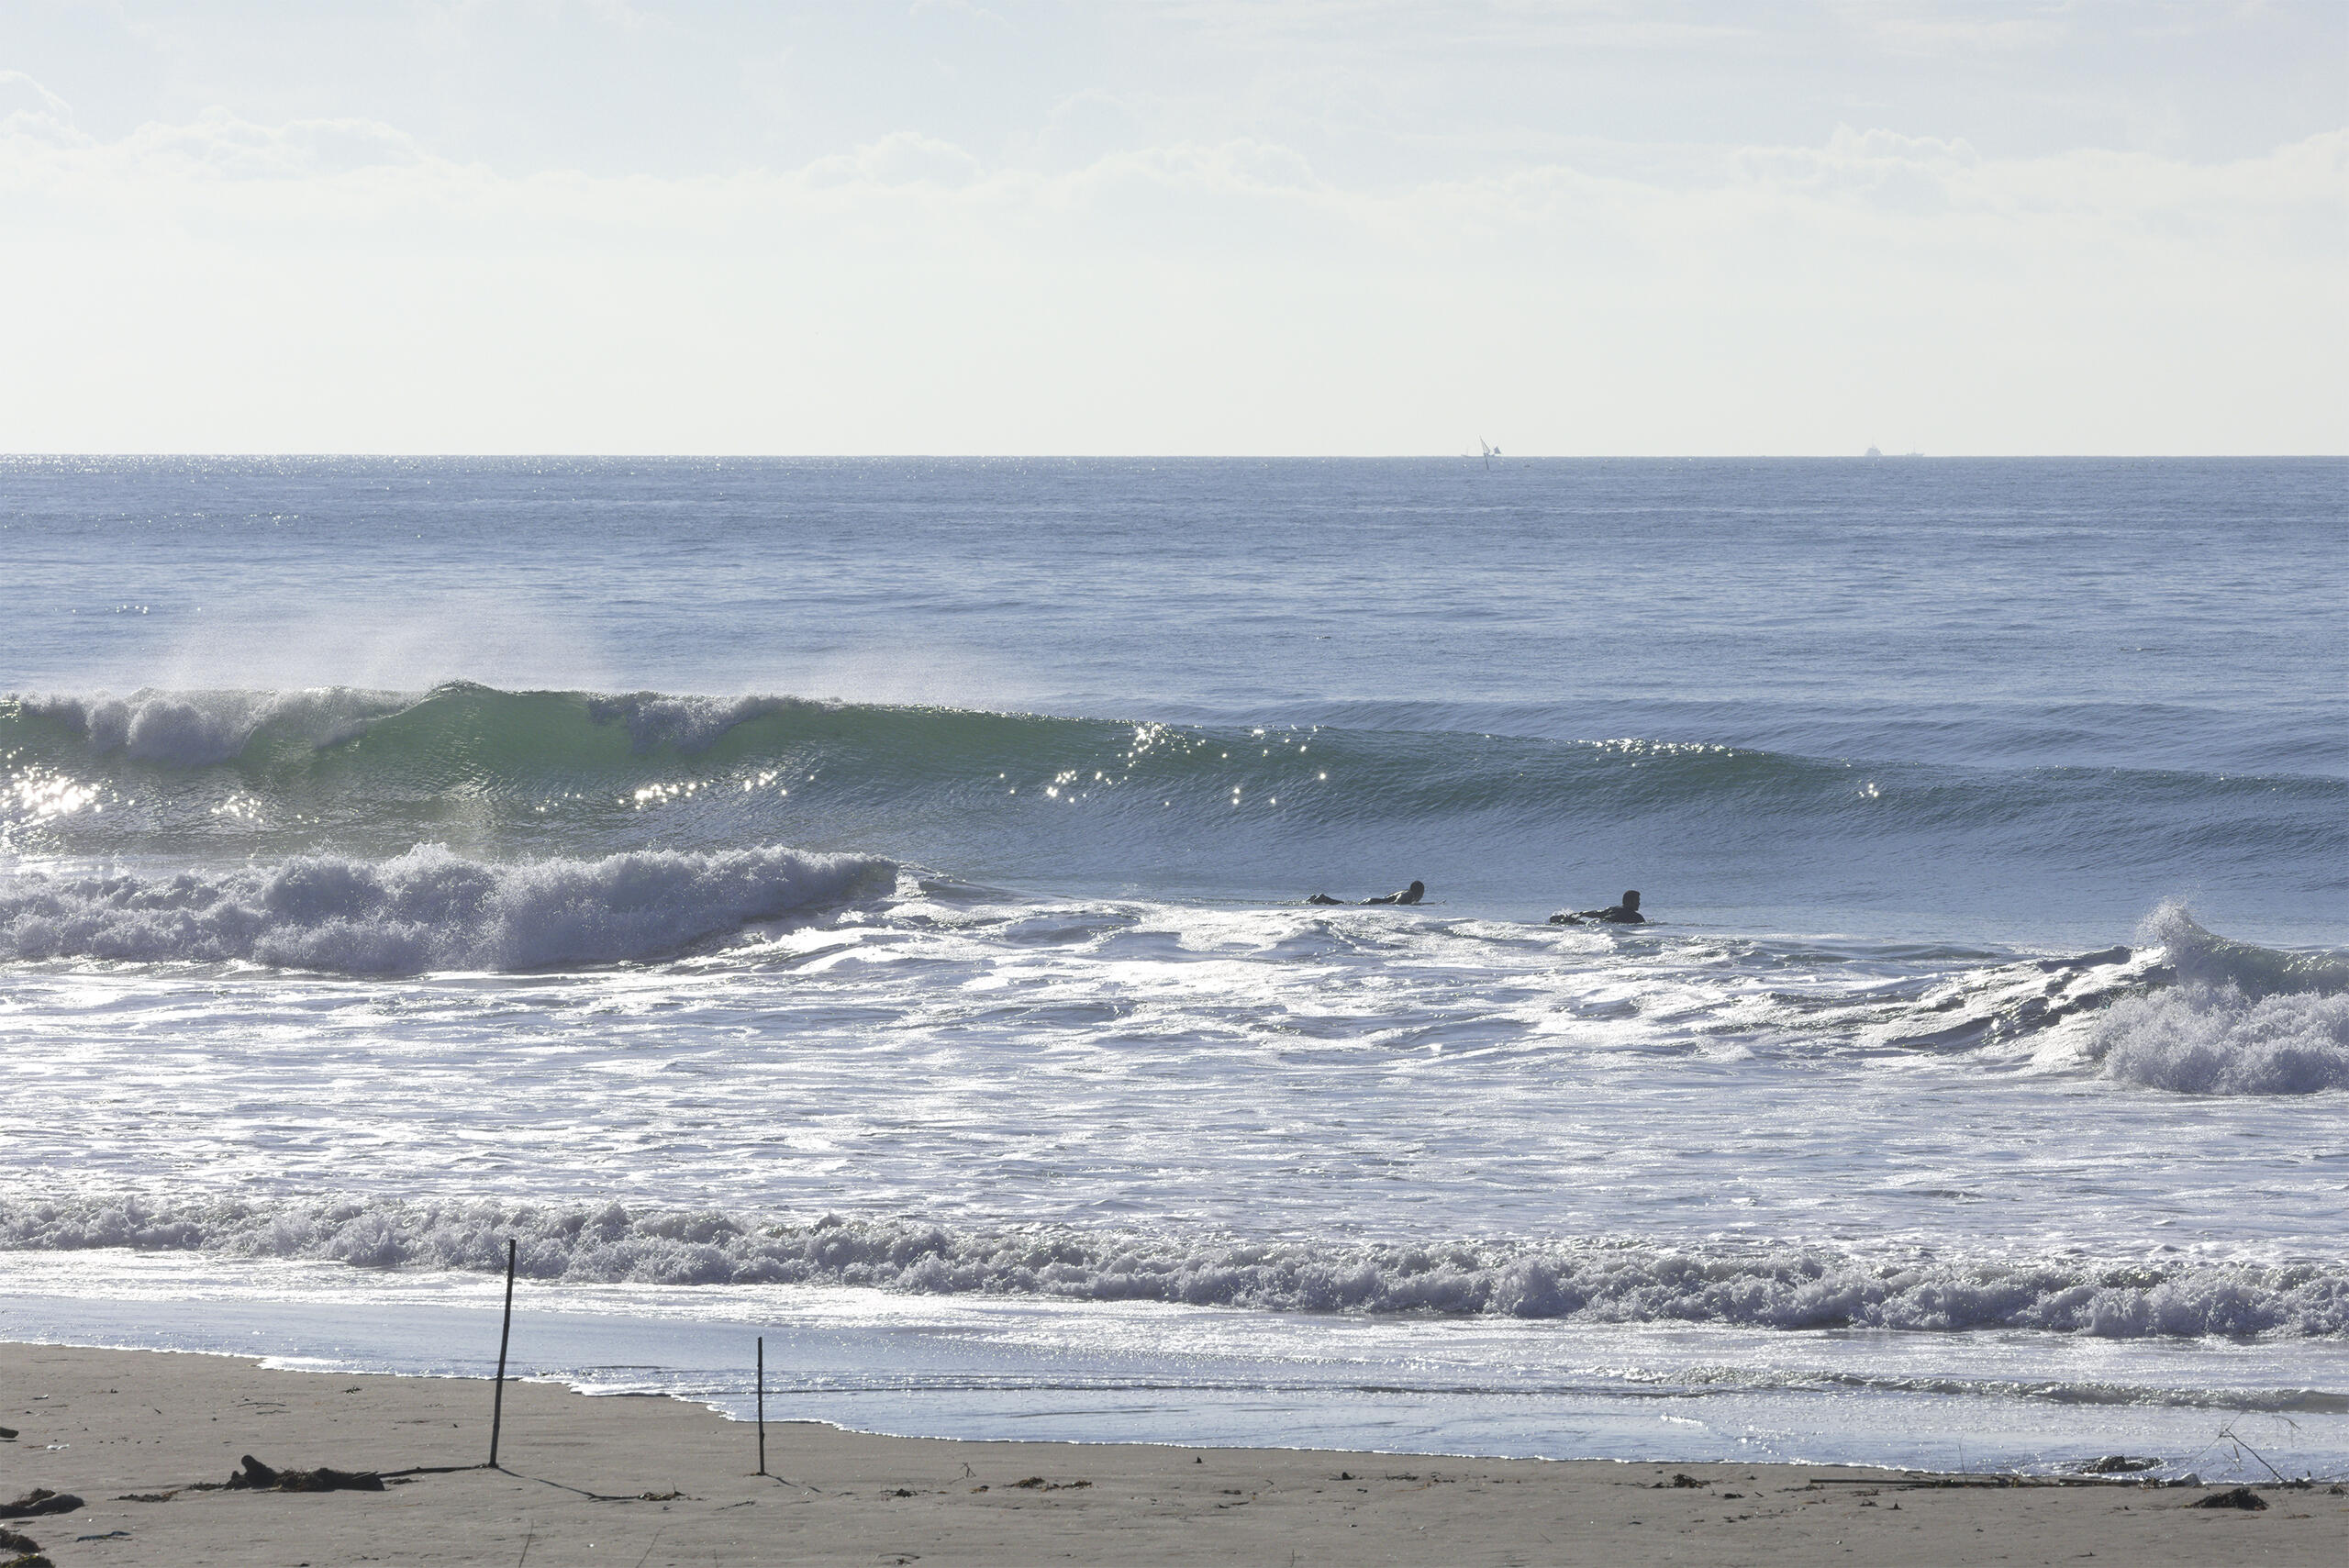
[1308,881,1425,906]
[1551,890,1644,925]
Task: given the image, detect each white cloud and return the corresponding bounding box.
[0,97,2338,455]
[909,0,1010,27]
[121,110,428,179]
[1828,0,2072,57]
[0,69,82,145]
[0,4,2339,453]
[807,131,987,190]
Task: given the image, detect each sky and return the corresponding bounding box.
[2,1,2343,454]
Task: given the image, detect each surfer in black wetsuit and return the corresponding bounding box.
[1550,890,1643,925]
[1308,880,1425,906]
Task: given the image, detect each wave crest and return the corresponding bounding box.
[21,688,409,766]
[581,692,815,755]
[2143,899,2349,995]
[0,843,890,973]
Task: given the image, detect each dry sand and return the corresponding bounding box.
[3,1340,2342,1566]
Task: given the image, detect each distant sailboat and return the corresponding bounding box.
[1865,446,1883,459]
[1479,439,1501,470]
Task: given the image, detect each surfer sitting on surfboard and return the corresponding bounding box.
[1551,890,1643,925]
[1308,881,1425,906]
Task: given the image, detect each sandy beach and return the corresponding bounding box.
[1,1341,2339,1566]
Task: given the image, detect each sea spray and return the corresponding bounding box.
[21,687,412,766]
[2094,987,2349,1094]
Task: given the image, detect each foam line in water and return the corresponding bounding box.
[0,843,892,973]
[3,1196,2343,1339]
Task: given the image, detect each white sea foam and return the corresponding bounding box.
[3,1195,2342,1339]
[22,687,407,765]
[2094,987,2349,1095]
[2088,903,2349,1095]
[0,843,889,973]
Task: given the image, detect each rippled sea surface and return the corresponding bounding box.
[3,458,2343,1474]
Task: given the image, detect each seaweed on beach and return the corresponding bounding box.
[0,1493,79,1521]
[214,1455,384,1494]
[0,1518,58,1568]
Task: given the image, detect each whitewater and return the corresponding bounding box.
[2,456,2343,1477]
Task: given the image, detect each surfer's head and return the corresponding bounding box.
[1408,881,1425,897]
[1620,891,1640,910]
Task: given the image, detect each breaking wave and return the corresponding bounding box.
[6,684,2340,861]
[2089,904,2349,1095]
[18,687,411,767]
[2,1195,2343,1340]
[0,843,890,973]
[580,692,813,755]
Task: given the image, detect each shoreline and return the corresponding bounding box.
[6,1341,2343,1566]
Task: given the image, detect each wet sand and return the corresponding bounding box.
[4,1340,2342,1566]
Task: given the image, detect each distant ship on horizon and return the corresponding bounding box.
[1865,446,1924,458]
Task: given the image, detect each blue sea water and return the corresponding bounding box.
[2,456,2344,1475]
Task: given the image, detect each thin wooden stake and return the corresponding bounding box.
[489,1237,517,1468]
[756,1336,767,1476]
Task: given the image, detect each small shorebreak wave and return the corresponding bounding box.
[0,844,891,973]
[2089,904,2349,1095]
[4,1195,2343,1340]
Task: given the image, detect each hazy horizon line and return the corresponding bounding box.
[7,451,2345,463]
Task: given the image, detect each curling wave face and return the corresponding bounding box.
[0,843,891,973]
[6,684,2343,939]
[3,1195,2343,1339]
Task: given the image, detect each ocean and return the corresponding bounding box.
[3,455,2344,1478]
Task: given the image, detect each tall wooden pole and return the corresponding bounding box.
[756,1336,767,1476]
[489,1238,517,1468]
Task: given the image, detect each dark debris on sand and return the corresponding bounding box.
[0,1522,55,1568]
[0,1492,80,1521]
[216,1454,385,1494]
